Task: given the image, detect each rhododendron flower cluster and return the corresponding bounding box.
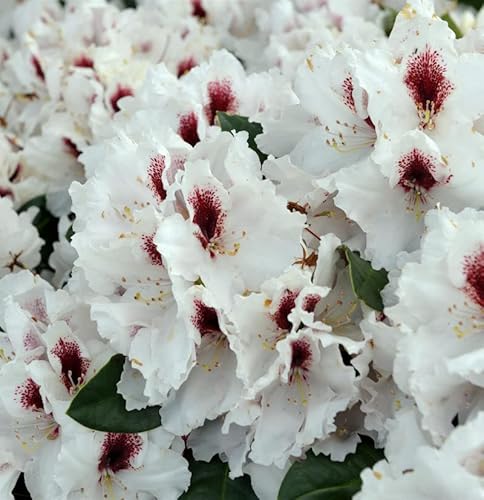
[0,0,483,499]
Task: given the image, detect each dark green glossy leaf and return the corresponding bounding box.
[458,0,484,9]
[441,13,463,38]
[19,195,58,272]
[67,354,161,433]
[216,112,268,163]
[278,440,384,500]
[65,224,74,242]
[181,457,258,500]
[343,247,389,311]
[383,8,398,36]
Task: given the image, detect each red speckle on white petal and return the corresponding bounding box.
[188,187,226,257]
[404,47,454,129]
[178,112,200,146]
[98,433,143,474]
[147,154,167,203]
[463,247,484,308]
[15,378,44,411]
[271,290,300,331]
[342,76,356,113]
[24,298,48,324]
[141,233,163,266]
[205,80,238,125]
[50,338,90,391]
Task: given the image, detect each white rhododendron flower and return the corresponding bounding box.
[0,198,43,277]
[0,0,484,498]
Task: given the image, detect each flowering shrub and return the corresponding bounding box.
[1,0,483,499]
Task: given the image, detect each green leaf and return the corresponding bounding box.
[458,0,484,9]
[383,8,398,36]
[441,13,463,38]
[278,440,384,500]
[65,224,74,242]
[67,354,161,433]
[181,457,258,500]
[216,112,268,163]
[343,247,389,311]
[19,195,58,272]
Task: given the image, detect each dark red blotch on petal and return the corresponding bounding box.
[141,233,163,266]
[302,294,321,313]
[178,111,200,146]
[289,338,312,382]
[98,433,143,474]
[204,80,238,125]
[463,247,484,308]
[397,148,438,194]
[192,0,207,18]
[188,186,226,253]
[73,55,94,69]
[404,47,454,123]
[191,299,222,337]
[272,290,300,331]
[63,137,81,158]
[32,56,45,82]
[148,154,167,203]
[50,337,90,391]
[15,378,44,411]
[110,85,134,113]
[177,57,197,78]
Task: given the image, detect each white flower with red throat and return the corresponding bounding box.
[70,125,196,405]
[156,157,305,310]
[319,128,482,270]
[0,197,43,278]
[258,47,376,178]
[160,284,243,436]
[248,329,357,468]
[388,207,484,444]
[230,266,330,397]
[54,428,190,500]
[356,0,484,147]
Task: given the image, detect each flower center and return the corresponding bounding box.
[404,47,454,130]
[50,338,90,392]
[205,80,238,125]
[463,247,484,308]
[98,433,143,475]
